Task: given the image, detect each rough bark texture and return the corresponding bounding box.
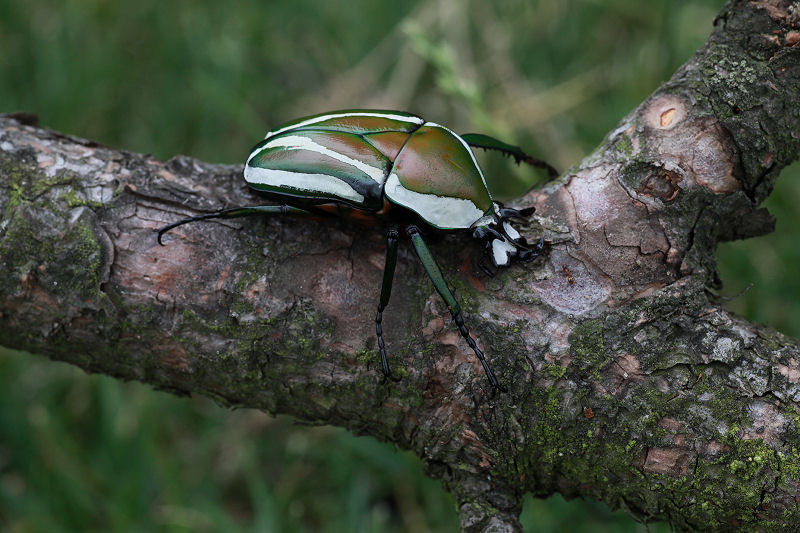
[2,1,800,531]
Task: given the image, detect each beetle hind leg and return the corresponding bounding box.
[157,204,313,245]
[406,225,501,389]
[376,225,401,382]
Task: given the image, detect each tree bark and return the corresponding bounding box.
[2,1,800,531]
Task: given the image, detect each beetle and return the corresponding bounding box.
[157,110,556,388]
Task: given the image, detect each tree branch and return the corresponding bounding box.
[2,1,800,530]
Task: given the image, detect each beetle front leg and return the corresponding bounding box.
[376,225,401,381]
[460,132,558,179]
[405,224,500,389]
[157,204,314,245]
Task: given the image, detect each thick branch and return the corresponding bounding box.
[2,1,800,531]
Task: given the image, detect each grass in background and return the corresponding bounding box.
[1,0,797,530]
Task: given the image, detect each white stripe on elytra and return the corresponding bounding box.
[244,166,365,204]
[385,173,484,230]
[260,134,386,184]
[425,122,491,196]
[265,112,424,139]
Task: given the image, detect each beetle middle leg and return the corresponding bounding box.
[157,204,314,245]
[406,224,500,389]
[376,224,401,382]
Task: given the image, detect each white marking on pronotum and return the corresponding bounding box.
[266,112,424,139]
[385,173,484,229]
[425,122,491,195]
[258,134,386,184]
[244,167,365,204]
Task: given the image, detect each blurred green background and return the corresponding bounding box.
[1,0,798,531]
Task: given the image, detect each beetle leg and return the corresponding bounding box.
[498,206,538,220]
[460,132,558,179]
[157,205,313,245]
[518,237,545,262]
[478,260,496,278]
[376,225,401,382]
[498,207,523,219]
[405,224,501,389]
[478,251,497,278]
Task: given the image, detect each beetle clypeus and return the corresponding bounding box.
[157,110,556,388]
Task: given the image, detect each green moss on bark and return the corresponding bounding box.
[570,318,608,379]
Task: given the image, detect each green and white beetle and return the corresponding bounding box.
[158,110,556,388]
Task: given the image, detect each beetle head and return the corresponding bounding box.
[471,204,543,269]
